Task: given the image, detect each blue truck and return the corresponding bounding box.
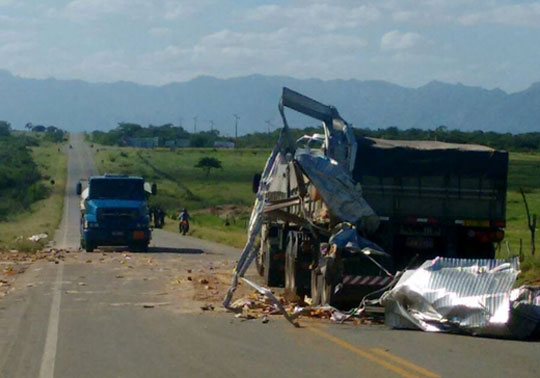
[76,174,157,252]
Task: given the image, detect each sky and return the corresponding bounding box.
[0,0,539,92]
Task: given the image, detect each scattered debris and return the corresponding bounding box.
[261,315,269,324]
[28,233,48,242]
[143,304,154,308]
[201,304,215,311]
[199,278,209,284]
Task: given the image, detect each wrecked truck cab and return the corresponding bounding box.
[225,87,392,310]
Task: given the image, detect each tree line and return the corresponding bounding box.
[236,125,540,152]
[0,121,66,221]
[90,123,224,147]
[89,122,540,152]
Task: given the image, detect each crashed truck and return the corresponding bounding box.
[245,87,508,308]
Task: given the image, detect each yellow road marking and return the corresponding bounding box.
[370,348,440,378]
[307,326,439,378]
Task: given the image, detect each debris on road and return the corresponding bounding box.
[28,233,48,242]
[201,304,215,311]
[382,257,540,339]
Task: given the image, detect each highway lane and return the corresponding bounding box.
[0,134,538,377]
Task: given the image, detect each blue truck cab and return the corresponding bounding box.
[76,174,157,252]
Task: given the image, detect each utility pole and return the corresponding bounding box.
[233,114,240,144]
[178,117,183,128]
[193,116,198,133]
[265,119,273,147]
[209,120,214,132]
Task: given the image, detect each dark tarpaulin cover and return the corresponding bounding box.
[354,137,508,180]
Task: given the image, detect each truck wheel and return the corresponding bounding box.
[310,271,321,306]
[263,241,284,287]
[85,244,94,253]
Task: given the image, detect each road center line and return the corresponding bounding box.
[370,348,440,377]
[38,263,64,378]
[307,326,439,378]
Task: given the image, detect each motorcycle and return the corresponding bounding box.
[179,220,189,235]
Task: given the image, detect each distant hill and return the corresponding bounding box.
[0,70,539,133]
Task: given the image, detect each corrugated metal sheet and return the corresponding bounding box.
[383,257,520,335]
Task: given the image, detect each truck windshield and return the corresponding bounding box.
[89,179,145,200]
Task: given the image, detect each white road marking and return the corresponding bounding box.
[38,263,64,378]
[59,141,72,249]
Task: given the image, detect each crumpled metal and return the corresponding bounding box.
[295,152,378,233]
[382,257,521,336]
[222,146,284,309]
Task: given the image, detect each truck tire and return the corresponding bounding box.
[263,240,284,287]
[85,244,94,253]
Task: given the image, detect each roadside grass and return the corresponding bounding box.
[162,213,248,249]
[503,152,540,284]
[0,141,67,251]
[94,146,267,247]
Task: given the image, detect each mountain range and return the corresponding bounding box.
[0,70,539,134]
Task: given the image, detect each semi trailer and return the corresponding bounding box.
[254,88,508,307]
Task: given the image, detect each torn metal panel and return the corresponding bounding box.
[508,286,540,339]
[295,152,378,233]
[383,257,520,335]
[222,147,285,308]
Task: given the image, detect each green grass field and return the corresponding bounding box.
[95,147,268,247]
[0,142,67,251]
[94,146,540,282]
[96,147,268,210]
[503,152,540,284]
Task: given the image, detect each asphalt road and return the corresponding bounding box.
[0,134,539,378]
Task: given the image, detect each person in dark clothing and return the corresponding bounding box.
[153,208,160,228]
[178,208,190,234]
[159,209,165,227]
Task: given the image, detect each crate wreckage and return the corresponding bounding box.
[223,88,540,338]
